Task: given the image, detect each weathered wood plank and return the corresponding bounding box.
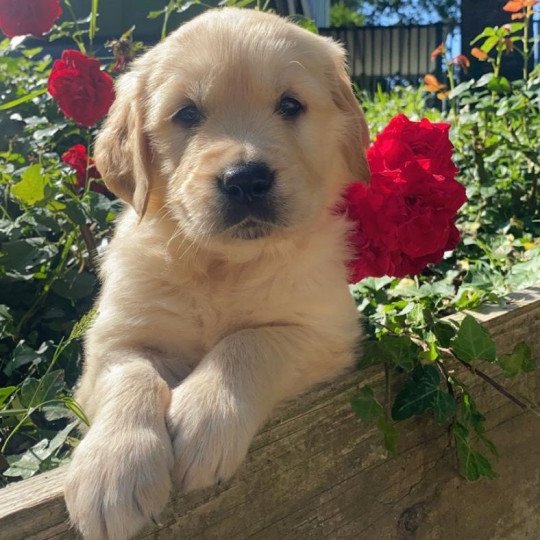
[0,287,539,540]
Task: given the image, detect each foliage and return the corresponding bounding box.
[330,2,365,27]
[0,0,539,488]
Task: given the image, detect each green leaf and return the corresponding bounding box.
[487,76,511,94]
[431,389,456,424]
[351,387,384,423]
[451,315,496,363]
[3,421,76,479]
[0,238,58,276]
[3,442,44,479]
[11,164,47,205]
[453,423,496,481]
[448,80,475,100]
[0,304,15,339]
[391,365,440,421]
[377,417,398,455]
[432,321,457,348]
[498,342,534,377]
[147,8,167,19]
[507,253,540,290]
[0,88,47,110]
[481,36,499,54]
[51,269,96,301]
[475,73,495,88]
[0,386,16,407]
[19,370,64,408]
[470,27,496,45]
[4,341,46,376]
[378,335,421,370]
[62,396,90,426]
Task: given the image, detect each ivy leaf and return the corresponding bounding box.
[431,389,457,424]
[391,365,440,421]
[451,315,496,363]
[498,342,534,377]
[351,386,384,423]
[453,423,496,481]
[378,335,421,370]
[432,321,457,348]
[11,164,47,205]
[377,418,398,455]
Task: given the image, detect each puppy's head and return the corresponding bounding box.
[95,8,369,247]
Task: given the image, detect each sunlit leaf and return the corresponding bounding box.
[498,342,534,377]
[11,164,47,205]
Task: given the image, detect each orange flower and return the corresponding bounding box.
[511,12,525,18]
[423,74,445,92]
[471,48,489,60]
[451,54,471,71]
[503,0,537,11]
[503,0,523,11]
[431,43,445,61]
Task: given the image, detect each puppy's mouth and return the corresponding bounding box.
[228,219,275,240]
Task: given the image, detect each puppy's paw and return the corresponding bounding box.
[167,384,255,492]
[64,422,173,540]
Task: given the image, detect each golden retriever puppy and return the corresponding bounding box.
[64,7,369,539]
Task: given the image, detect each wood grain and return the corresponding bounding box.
[1,287,539,540]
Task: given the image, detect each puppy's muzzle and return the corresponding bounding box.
[217,161,278,228]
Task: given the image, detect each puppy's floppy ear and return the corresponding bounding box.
[327,41,370,182]
[94,69,153,216]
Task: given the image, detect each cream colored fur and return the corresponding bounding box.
[64,8,369,539]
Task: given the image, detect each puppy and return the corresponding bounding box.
[64,7,369,539]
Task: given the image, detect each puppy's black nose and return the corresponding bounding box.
[218,161,275,202]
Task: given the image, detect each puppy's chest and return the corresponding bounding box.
[160,267,300,354]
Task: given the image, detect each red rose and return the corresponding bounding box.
[62,144,109,195]
[342,115,466,282]
[0,0,61,37]
[48,50,115,128]
[368,114,458,181]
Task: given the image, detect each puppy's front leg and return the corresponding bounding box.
[64,358,173,540]
[168,325,352,491]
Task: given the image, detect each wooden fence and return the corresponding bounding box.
[0,286,539,539]
[320,23,450,91]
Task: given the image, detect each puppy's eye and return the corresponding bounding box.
[173,104,204,127]
[277,96,304,119]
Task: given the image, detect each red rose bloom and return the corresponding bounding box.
[48,50,115,128]
[368,115,458,180]
[342,114,466,283]
[0,0,61,37]
[62,144,109,195]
